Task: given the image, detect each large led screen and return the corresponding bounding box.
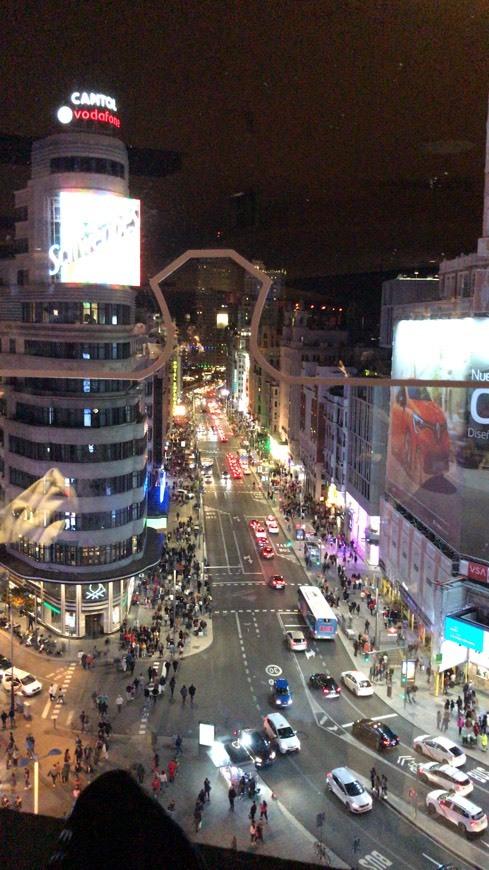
[386,318,489,563]
[49,191,140,286]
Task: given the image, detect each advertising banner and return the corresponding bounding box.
[49,191,140,286]
[386,318,489,563]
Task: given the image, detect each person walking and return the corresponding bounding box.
[180,685,188,705]
[168,759,177,783]
[228,785,237,810]
[442,709,450,732]
[175,734,183,756]
[381,774,388,799]
[80,710,87,732]
[436,708,442,730]
[49,684,56,702]
[23,769,31,790]
[172,659,179,675]
[188,684,196,705]
[169,676,176,701]
[152,773,160,798]
[249,820,257,845]
[260,799,268,821]
[204,777,211,802]
[255,819,264,845]
[374,774,382,799]
[115,694,123,714]
[0,711,7,730]
[194,801,203,832]
[249,800,257,823]
[370,766,377,790]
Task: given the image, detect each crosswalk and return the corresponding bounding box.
[41,662,77,720]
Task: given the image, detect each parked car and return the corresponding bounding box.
[326,767,372,813]
[340,671,374,697]
[265,515,279,534]
[351,718,400,751]
[308,673,341,697]
[2,667,42,696]
[264,712,300,754]
[425,790,487,837]
[417,762,473,796]
[413,735,466,768]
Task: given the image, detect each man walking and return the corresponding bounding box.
[189,684,196,705]
[370,766,376,790]
[204,777,211,801]
[169,676,176,701]
[249,799,257,823]
[180,684,188,705]
[115,694,123,714]
[228,784,237,811]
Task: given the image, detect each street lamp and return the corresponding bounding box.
[20,747,62,815]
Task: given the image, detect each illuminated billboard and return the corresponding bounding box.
[49,191,140,286]
[386,318,489,563]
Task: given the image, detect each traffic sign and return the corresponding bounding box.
[266,664,282,677]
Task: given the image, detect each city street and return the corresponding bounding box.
[1,425,489,867]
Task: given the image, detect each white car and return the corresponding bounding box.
[417,762,473,796]
[326,767,372,813]
[285,630,308,651]
[340,670,374,697]
[265,516,279,534]
[264,712,300,754]
[2,667,42,696]
[426,790,487,837]
[413,735,466,768]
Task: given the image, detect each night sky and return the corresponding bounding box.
[1,1,488,279]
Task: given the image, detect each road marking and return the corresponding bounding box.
[235,611,242,640]
[397,755,417,766]
[371,713,398,721]
[478,840,489,851]
[41,699,52,719]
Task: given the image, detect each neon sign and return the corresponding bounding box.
[57,91,120,129]
[49,191,140,286]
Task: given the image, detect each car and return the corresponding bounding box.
[272,678,292,707]
[249,519,261,530]
[340,671,374,697]
[238,728,276,768]
[351,718,400,751]
[413,735,466,768]
[2,667,42,696]
[204,475,213,484]
[417,762,473,796]
[264,712,300,754]
[221,469,230,479]
[254,525,268,542]
[390,385,450,483]
[308,673,341,697]
[326,767,373,814]
[176,488,194,501]
[425,790,487,837]
[265,516,279,534]
[285,630,307,651]
[0,656,13,677]
[268,575,286,590]
[259,544,274,559]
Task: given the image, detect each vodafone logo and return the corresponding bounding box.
[57,91,120,129]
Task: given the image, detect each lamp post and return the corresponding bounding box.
[20,747,62,814]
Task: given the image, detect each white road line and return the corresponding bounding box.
[41,699,52,719]
[235,611,242,640]
[479,840,489,851]
[421,855,442,866]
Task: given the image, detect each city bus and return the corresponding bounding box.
[297,586,338,639]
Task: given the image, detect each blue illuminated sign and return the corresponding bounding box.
[445,616,484,653]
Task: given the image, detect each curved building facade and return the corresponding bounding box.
[0,128,161,638]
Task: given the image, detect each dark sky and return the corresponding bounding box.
[1,0,488,279]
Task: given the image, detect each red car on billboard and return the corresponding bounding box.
[390,386,450,483]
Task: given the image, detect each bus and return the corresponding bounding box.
[298,586,338,639]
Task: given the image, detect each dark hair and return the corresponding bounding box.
[46,769,205,869]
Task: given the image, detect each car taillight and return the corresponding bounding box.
[382,739,389,745]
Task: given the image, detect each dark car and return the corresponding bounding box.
[238,729,276,768]
[0,655,13,676]
[352,718,400,751]
[309,673,341,698]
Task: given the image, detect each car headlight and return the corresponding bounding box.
[270,751,276,759]
[255,756,262,763]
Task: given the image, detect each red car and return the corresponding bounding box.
[260,544,274,559]
[390,386,450,483]
[268,575,286,589]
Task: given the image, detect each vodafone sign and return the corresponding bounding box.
[57,91,120,129]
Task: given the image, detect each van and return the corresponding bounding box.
[263,712,301,754]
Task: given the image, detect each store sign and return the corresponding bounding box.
[445,615,484,653]
[83,583,107,602]
[49,191,140,286]
[57,91,120,129]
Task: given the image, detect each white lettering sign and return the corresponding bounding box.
[71,91,117,112]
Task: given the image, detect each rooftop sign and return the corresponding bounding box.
[57,91,120,129]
